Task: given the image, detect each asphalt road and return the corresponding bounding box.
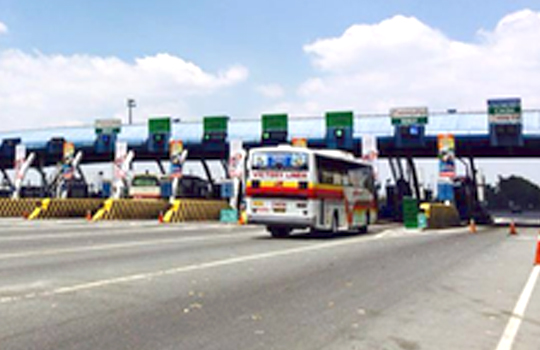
[0,219,538,350]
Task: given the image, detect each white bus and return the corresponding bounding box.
[245,145,377,238]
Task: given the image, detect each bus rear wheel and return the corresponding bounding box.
[268,227,291,238]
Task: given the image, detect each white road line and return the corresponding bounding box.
[495,265,540,350]
[0,230,391,304]
[0,223,244,242]
[0,231,257,261]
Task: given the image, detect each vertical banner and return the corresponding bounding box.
[228,139,245,179]
[169,140,184,178]
[62,142,75,180]
[114,141,128,182]
[14,144,26,181]
[437,134,456,178]
[361,135,378,161]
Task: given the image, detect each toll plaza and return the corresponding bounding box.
[0,97,538,225]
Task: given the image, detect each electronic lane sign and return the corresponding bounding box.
[262,113,288,144]
[391,107,428,148]
[148,117,171,153]
[326,111,354,150]
[94,119,121,154]
[203,116,228,142]
[488,98,522,147]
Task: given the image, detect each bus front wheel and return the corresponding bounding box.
[268,227,291,238]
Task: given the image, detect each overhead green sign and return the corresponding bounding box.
[390,107,429,126]
[149,117,171,134]
[95,118,121,135]
[204,116,228,133]
[326,111,353,128]
[487,98,522,124]
[262,114,288,131]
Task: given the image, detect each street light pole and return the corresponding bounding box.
[127,98,136,125]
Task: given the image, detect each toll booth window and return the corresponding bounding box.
[251,152,308,170]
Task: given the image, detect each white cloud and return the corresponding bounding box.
[256,83,285,99]
[0,21,7,34]
[296,9,540,115]
[0,51,248,130]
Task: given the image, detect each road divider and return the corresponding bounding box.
[28,198,104,220]
[423,203,460,229]
[0,198,41,218]
[92,199,171,221]
[163,199,229,223]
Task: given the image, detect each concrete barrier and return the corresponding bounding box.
[0,198,41,217]
[164,199,229,223]
[425,203,461,229]
[93,199,171,221]
[28,198,105,219]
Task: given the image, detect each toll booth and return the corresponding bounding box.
[325,111,353,150]
[261,114,288,145]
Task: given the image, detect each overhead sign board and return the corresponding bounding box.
[488,98,521,124]
[204,116,228,133]
[262,114,288,131]
[95,118,122,134]
[149,117,171,134]
[326,111,353,128]
[390,107,429,125]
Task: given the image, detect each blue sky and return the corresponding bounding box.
[0,0,539,128]
[1,0,540,184]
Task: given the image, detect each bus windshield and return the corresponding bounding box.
[251,152,308,171]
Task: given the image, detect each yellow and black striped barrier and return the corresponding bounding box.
[0,198,41,218]
[164,199,229,223]
[28,198,105,219]
[92,199,172,221]
[423,203,460,229]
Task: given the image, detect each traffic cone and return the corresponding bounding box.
[468,218,477,233]
[535,232,540,266]
[22,211,29,220]
[509,220,518,235]
[85,210,92,222]
[158,211,164,224]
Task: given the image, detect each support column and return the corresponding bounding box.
[406,156,421,201]
[156,159,166,175]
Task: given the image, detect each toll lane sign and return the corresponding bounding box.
[488,98,521,124]
[390,107,428,126]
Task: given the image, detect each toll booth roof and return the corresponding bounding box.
[1,110,540,147]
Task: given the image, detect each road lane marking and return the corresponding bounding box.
[495,265,540,350]
[0,223,247,242]
[0,227,464,304]
[0,231,259,261]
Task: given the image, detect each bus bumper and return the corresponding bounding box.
[247,214,315,229]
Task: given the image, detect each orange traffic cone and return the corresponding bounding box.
[535,232,540,266]
[86,210,92,222]
[509,220,518,235]
[468,218,477,233]
[158,211,164,224]
[22,211,29,220]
